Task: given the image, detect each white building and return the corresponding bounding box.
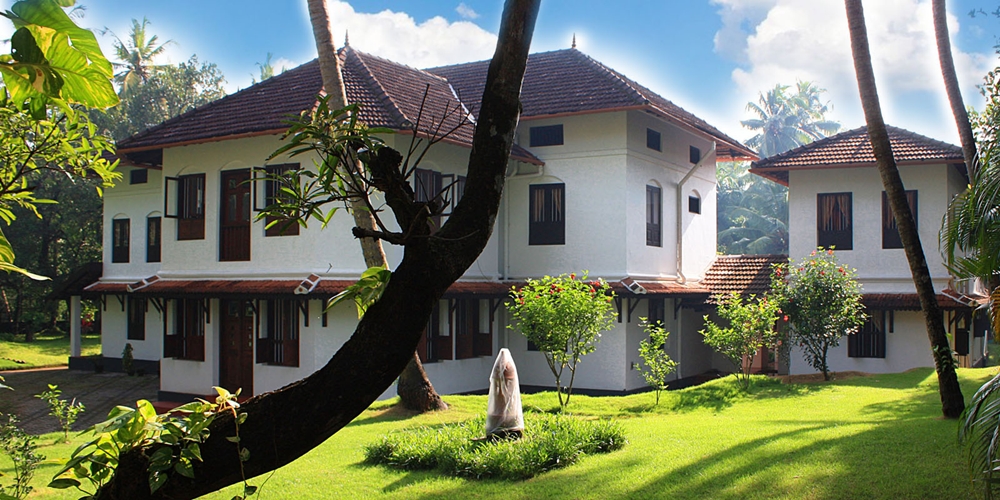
[750,125,989,374]
[71,46,756,402]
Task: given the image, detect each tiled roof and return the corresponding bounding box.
[701,254,788,299]
[428,49,756,161]
[749,125,965,185]
[608,277,710,296]
[862,293,970,311]
[81,277,517,298]
[117,47,541,166]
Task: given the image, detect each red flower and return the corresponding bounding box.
[570,273,576,280]
[783,315,789,322]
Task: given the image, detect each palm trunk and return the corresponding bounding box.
[305,0,444,412]
[932,0,977,180]
[845,0,965,418]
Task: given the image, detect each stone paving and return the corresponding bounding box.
[0,367,159,435]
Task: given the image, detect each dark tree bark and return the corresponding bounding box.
[95,1,540,498]
[306,0,445,412]
[933,0,978,180]
[845,0,965,418]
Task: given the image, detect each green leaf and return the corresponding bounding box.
[239,447,250,462]
[148,471,167,494]
[174,459,195,479]
[47,477,81,489]
[226,436,240,443]
[244,484,258,496]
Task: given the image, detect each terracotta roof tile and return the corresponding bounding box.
[749,126,965,185]
[117,47,540,165]
[702,255,788,299]
[607,277,710,296]
[862,293,969,311]
[428,49,756,161]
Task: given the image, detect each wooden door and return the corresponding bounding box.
[220,300,254,395]
[220,170,251,261]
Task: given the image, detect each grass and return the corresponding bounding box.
[0,332,100,370]
[2,367,994,499]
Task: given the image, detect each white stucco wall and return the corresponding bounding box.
[102,166,163,281]
[100,299,162,362]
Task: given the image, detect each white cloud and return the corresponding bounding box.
[456,3,480,20]
[712,0,994,143]
[323,0,496,69]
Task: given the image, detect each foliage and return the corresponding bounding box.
[770,249,866,381]
[363,412,626,480]
[49,388,241,498]
[0,0,118,114]
[742,81,840,158]
[89,56,225,140]
[34,384,83,442]
[507,272,617,407]
[636,318,678,405]
[121,343,134,376]
[961,372,1000,499]
[104,17,173,94]
[252,53,284,84]
[328,266,391,318]
[716,161,788,254]
[699,293,782,390]
[0,413,43,500]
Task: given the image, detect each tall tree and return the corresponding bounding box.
[305,0,445,412]
[716,161,788,254]
[933,0,978,179]
[106,17,173,95]
[844,0,965,418]
[741,82,840,158]
[96,1,540,497]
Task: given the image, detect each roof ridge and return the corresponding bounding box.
[751,125,867,167]
[570,49,648,106]
[345,48,410,128]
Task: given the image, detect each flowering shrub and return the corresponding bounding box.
[507,272,616,407]
[770,249,866,380]
[700,293,782,390]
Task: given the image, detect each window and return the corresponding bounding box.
[455,299,478,360]
[849,309,886,358]
[112,218,130,263]
[648,298,665,325]
[164,299,205,361]
[646,185,661,246]
[529,124,563,147]
[689,146,701,164]
[529,184,565,245]
[413,169,466,228]
[264,164,300,236]
[646,128,661,151]
[147,217,161,263]
[882,190,917,249]
[257,300,299,367]
[167,174,206,240]
[130,169,148,184]
[418,304,450,362]
[688,195,701,215]
[817,192,852,250]
[127,297,146,340]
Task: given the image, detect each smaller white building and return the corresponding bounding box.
[751,125,990,374]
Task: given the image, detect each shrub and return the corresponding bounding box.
[34,384,84,442]
[771,249,865,381]
[507,272,617,407]
[637,318,678,405]
[364,412,626,480]
[700,293,782,390]
[0,413,43,500]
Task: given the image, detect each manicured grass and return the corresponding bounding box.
[0,333,100,370]
[6,368,994,499]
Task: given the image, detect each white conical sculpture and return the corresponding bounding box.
[485,348,524,438]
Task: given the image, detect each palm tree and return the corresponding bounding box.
[716,162,788,254]
[304,0,446,412]
[845,0,964,418]
[741,82,840,158]
[106,17,173,94]
[933,0,978,179]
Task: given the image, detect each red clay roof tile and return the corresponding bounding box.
[749,126,965,185]
[701,254,788,299]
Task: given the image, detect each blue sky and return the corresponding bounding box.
[4,0,1000,145]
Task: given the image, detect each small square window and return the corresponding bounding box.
[646,129,661,151]
[130,169,148,184]
[689,146,701,164]
[688,195,701,214]
[529,124,564,147]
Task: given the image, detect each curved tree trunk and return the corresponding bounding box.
[95,2,539,498]
[845,0,965,418]
[932,0,977,180]
[306,0,444,412]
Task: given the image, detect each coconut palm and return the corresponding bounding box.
[717,162,788,254]
[106,17,173,94]
[742,82,840,158]
[933,0,978,179]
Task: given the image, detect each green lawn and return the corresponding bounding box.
[0,333,100,370]
[8,367,995,499]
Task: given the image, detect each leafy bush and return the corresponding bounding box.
[364,413,626,480]
[637,318,678,405]
[0,413,43,500]
[700,293,782,390]
[34,384,84,442]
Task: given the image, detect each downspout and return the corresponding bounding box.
[676,142,716,283]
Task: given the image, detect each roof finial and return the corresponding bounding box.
[344,30,350,47]
[571,33,576,49]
